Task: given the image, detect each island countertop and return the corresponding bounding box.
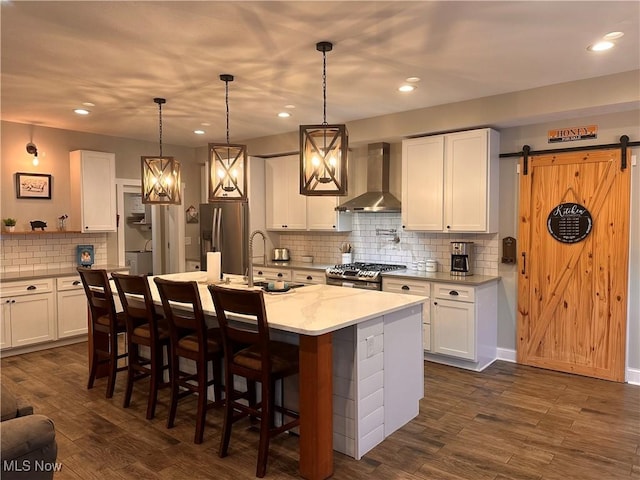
[150,271,426,336]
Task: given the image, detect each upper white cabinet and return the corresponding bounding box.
[265,155,307,230]
[265,155,351,232]
[70,150,117,232]
[402,128,499,233]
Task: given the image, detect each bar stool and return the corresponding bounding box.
[76,267,127,399]
[153,277,224,444]
[208,285,300,478]
[111,273,171,420]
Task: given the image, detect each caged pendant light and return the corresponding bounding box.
[141,97,181,204]
[300,41,348,196]
[209,74,247,201]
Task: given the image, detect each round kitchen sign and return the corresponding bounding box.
[547,202,593,244]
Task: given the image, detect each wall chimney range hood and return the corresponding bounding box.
[336,142,401,213]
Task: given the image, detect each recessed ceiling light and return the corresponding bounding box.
[82,102,95,107]
[74,108,90,115]
[588,40,615,52]
[405,77,421,83]
[201,122,211,126]
[284,104,296,109]
[278,112,291,118]
[194,130,205,135]
[603,31,624,40]
[398,84,416,93]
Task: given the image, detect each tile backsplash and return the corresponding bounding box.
[0,233,108,273]
[279,213,499,276]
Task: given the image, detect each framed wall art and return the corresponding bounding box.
[15,172,52,199]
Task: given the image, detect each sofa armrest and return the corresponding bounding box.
[0,414,57,479]
[1,385,33,421]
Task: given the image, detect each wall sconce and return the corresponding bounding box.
[26,142,39,166]
[209,74,247,201]
[300,41,348,196]
[141,97,181,205]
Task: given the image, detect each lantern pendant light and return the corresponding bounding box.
[300,41,348,196]
[209,74,247,201]
[141,97,181,204]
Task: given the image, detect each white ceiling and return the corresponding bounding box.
[1,1,638,148]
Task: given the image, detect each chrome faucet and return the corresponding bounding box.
[248,230,266,288]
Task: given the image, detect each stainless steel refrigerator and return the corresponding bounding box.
[200,202,249,276]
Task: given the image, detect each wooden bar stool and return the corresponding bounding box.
[76,267,127,399]
[111,273,171,420]
[208,285,300,478]
[153,277,224,444]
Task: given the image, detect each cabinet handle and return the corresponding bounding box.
[433,301,438,306]
[402,225,405,229]
[11,300,16,304]
[277,273,283,278]
[449,290,459,296]
[258,270,263,275]
[5,299,10,303]
[306,275,313,280]
[401,285,410,291]
[446,225,451,229]
[27,285,36,291]
[72,280,81,286]
[521,252,526,275]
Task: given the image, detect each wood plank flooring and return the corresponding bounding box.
[1,343,638,479]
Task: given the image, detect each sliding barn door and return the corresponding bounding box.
[517,148,630,382]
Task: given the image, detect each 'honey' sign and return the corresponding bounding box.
[548,125,597,143]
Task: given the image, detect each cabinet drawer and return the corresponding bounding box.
[253,267,292,282]
[432,283,475,302]
[1,278,54,297]
[293,269,325,285]
[382,278,430,297]
[57,275,83,291]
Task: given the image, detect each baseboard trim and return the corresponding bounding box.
[496,348,516,363]
[626,367,640,385]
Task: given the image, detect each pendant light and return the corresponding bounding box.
[300,41,348,196]
[141,97,181,204]
[209,74,247,201]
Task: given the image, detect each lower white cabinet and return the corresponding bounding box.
[292,269,326,285]
[381,277,431,351]
[253,266,292,282]
[253,266,326,285]
[1,279,56,350]
[56,276,88,338]
[430,281,497,371]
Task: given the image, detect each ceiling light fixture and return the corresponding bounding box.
[141,97,181,204]
[26,142,39,166]
[194,129,205,135]
[603,31,624,40]
[300,41,348,196]
[208,74,247,201]
[278,112,291,118]
[74,108,90,115]
[588,40,615,52]
[398,84,416,92]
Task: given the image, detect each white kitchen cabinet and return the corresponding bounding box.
[306,196,352,232]
[401,128,499,233]
[266,154,351,232]
[429,281,497,371]
[382,277,431,351]
[253,266,292,282]
[56,276,88,338]
[70,150,117,232]
[0,279,56,350]
[265,155,307,230]
[292,269,326,285]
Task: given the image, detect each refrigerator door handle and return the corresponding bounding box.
[213,207,223,252]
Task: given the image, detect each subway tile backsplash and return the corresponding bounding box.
[279,213,499,276]
[0,233,108,274]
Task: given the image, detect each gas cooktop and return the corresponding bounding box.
[325,262,407,281]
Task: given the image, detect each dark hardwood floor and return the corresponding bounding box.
[2,342,639,479]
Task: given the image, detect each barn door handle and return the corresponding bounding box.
[521,252,526,275]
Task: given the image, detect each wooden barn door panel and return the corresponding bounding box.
[517,149,630,382]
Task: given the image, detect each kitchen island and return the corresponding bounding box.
[147,272,425,480]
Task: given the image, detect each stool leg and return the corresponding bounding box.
[167,347,180,429]
[194,359,208,444]
[106,333,118,399]
[256,379,271,478]
[219,368,234,458]
[146,342,162,420]
[123,343,137,408]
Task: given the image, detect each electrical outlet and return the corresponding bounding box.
[184,236,192,245]
[366,335,374,357]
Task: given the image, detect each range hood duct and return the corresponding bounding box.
[336,142,401,213]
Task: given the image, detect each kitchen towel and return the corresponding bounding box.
[207,251,221,284]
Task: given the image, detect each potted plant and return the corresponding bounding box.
[2,218,17,232]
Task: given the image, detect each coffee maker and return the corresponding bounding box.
[450,241,474,276]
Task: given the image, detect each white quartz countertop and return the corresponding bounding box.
[252,261,333,271]
[0,264,129,282]
[150,271,425,336]
[382,269,500,286]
